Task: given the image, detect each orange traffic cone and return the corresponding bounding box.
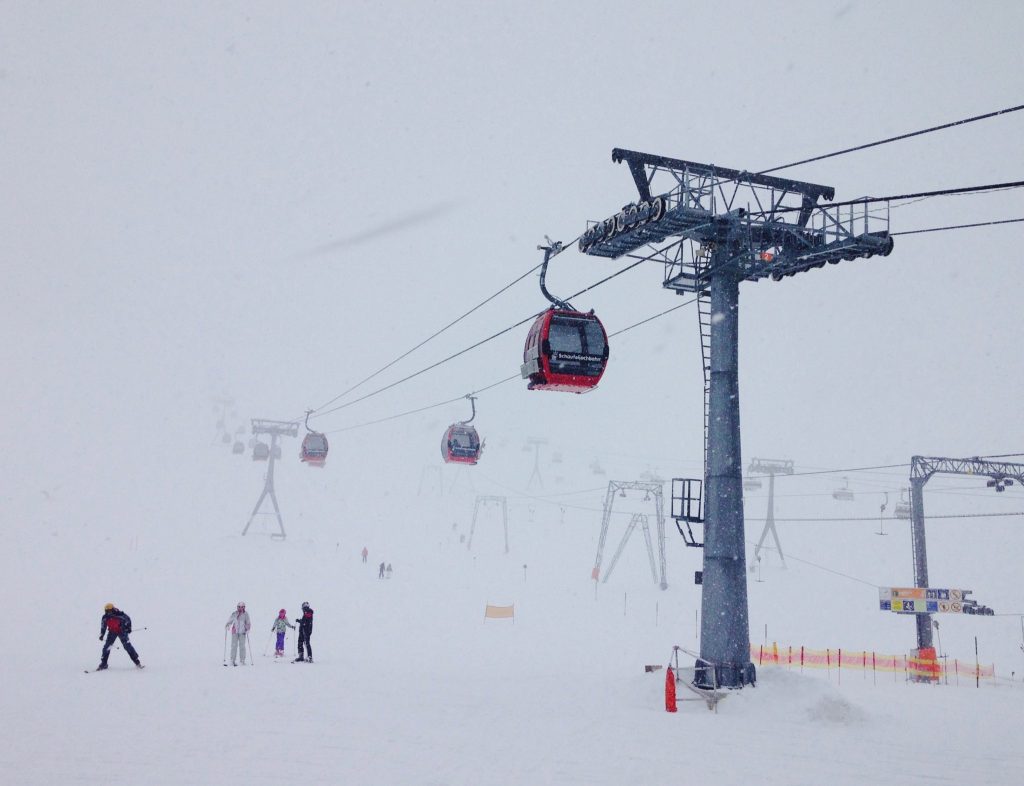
[665,665,678,712]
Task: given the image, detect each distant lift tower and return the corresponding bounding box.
[907,455,1024,651]
[242,419,298,539]
[525,437,547,489]
[468,495,509,554]
[747,458,794,568]
[592,480,668,589]
[579,148,894,688]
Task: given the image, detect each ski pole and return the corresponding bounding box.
[223,628,228,666]
[262,630,275,657]
[246,632,254,666]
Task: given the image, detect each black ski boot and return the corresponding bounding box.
[293,657,305,663]
[96,663,108,671]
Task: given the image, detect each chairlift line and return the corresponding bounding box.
[758,103,1024,175]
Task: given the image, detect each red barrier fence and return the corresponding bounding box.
[751,642,995,681]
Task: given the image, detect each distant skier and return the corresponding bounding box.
[294,602,314,663]
[386,563,393,579]
[225,602,251,666]
[271,609,296,658]
[378,561,385,579]
[361,546,368,563]
[97,603,143,670]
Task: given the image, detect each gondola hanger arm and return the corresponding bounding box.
[537,239,574,311]
[461,394,477,425]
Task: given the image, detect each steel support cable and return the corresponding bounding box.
[758,103,1024,175]
[313,315,540,420]
[306,219,716,424]
[753,511,1024,523]
[323,296,703,433]
[746,181,1024,219]
[308,261,545,418]
[322,374,522,434]
[780,463,911,478]
[307,233,586,421]
[310,246,664,421]
[892,217,1024,236]
[749,542,881,588]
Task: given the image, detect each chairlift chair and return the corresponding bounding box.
[832,476,854,502]
[442,396,483,465]
[894,488,911,519]
[299,410,328,468]
[252,442,270,461]
[742,476,762,492]
[232,441,245,455]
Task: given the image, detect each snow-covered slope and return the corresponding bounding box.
[2,434,1022,786]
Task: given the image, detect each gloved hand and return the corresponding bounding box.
[99,634,103,640]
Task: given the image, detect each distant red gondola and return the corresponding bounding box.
[300,410,328,468]
[521,308,609,393]
[442,423,482,465]
[442,395,483,464]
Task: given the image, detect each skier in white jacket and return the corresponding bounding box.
[225,602,252,665]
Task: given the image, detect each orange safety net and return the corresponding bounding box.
[750,643,995,679]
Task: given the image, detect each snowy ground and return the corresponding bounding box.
[3,441,1022,786]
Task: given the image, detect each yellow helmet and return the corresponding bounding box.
[104,603,114,611]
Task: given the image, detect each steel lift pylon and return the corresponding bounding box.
[467,495,509,553]
[242,419,298,539]
[907,455,1024,650]
[579,148,894,687]
[747,458,794,568]
[592,480,668,589]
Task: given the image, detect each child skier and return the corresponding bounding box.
[271,609,295,658]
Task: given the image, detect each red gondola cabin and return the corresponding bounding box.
[442,423,482,465]
[521,308,609,393]
[300,432,328,467]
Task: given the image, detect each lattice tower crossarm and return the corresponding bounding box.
[907,455,1024,650]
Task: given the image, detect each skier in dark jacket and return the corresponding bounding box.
[97,603,143,670]
[294,602,314,662]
